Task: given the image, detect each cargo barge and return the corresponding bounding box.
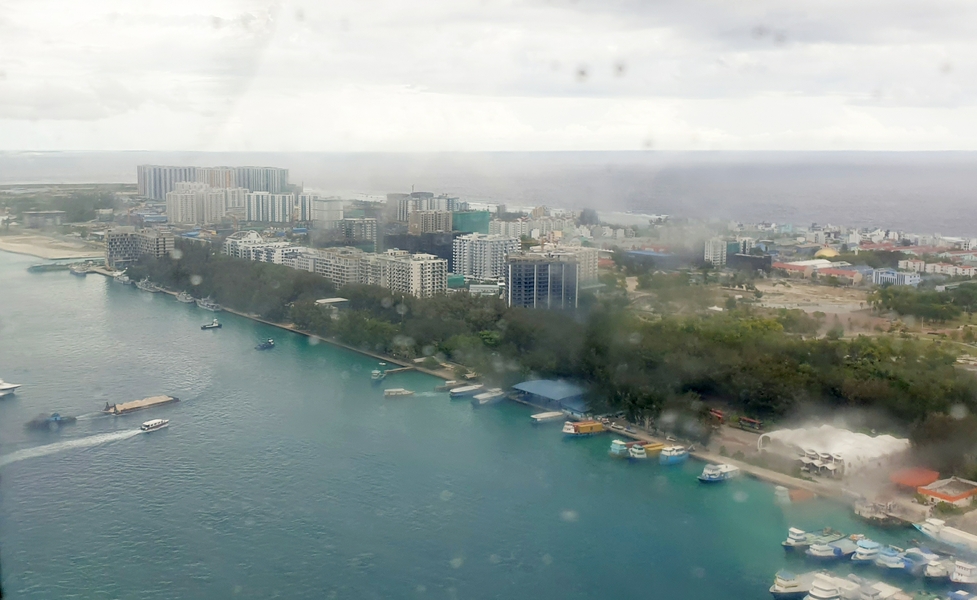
[103,395,179,415]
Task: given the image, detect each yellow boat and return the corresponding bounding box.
[641,442,665,456]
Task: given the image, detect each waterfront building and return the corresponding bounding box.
[365,250,448,298]
[246,192,295,223]
[505,251,580,309]
[313,247,366,287]
[105,227,175,269]
[452,233,519,280]
[704,238,727,266]
[408,211,453,235]
[221,230,294,262]
[872,268,921,287]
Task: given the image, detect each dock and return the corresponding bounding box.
[104,395,179,415]
[383,366,414,375]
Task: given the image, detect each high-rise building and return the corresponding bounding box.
[452,233,519,280]
[138,165,288,198]
[223,187,249,210]
[137,165,196,200]
[246,192,295,223]
[408,211,452,235]
[388,192,462,222]
[105,227,175,268]
[337,218,378,245]
[195,167,235,189]
[166,182,227,225]
[704,238,727,266]
[234,167,289,193]
[364,250,447,298]
[296,194,318,222]
[505,252,580,309]
[312,198,344,229]
[452,211,491,234]
[222,230,295,262]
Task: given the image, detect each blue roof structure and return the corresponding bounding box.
[512,380,587,413]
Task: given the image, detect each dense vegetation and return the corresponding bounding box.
[869,284,977,322]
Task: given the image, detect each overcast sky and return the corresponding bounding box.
[2,0,976,151]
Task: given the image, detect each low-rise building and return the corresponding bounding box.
[872,268,921,287]
[23,210,66,228]
[918,477,977,507]
[105,226,175,269]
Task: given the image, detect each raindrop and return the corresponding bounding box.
[541,554,553,565]
[449,557,464,569]
[732,490,749,503]
[941,61,953,74]
[629,332,642,344]
[415,585,426,593]
[396,303,408,315]
[489,554,501,564]
[309,336,321,346]
[422,345,435,356]
[341,371,350,380]
[381,297,394,309]
[440,490,454,501]
[169,249,183,260]
[295,8,305,21]
[575,66,588,82]
[950,404,968,420]
[559,509,579,522]
[211,16,223,29]
[691,566,706,578]
[190,274,203,285]
[614,61,627,77]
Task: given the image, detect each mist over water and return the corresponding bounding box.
[3,151,977,235]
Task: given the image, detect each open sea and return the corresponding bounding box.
[0,250,931,599]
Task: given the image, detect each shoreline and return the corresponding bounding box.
[0,234,104,260]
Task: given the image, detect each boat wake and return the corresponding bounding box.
[75,412,108,421]
[414,392,439,397]
[0,429,142,468]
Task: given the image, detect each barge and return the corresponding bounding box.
[103,395,179,415]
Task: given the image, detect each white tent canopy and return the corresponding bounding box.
[758,424,910,475]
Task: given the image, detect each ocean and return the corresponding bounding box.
[2,151,977,235]
[0,251,929,598]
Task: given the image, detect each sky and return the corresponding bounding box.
[2,0,977,151]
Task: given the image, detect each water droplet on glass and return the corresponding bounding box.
[190,274,203,285]
[169,249,183,260]
[733,490,749,503]
[449,557,464,569]
[489,554,501,564]
[415,584,426,593]
[381,297,394,309]
[309,336,321,346]
[692,566,706,578]
[541,553,553,565]
[559,509,579,522]
[440,490,454,501]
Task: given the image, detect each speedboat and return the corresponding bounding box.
[140,419,169,432]
[384,388,414,398]
[628,444,647,459]
[201,319,222,330]
[770,570,818,600]
[471,388,505,406]
[698,463,740,483]
[659,445,689,465]
[609,439,629,458]
[176,291,195,303]
[255,339,275,351]
[951,561,977,585]
[371,369,386,384]
[195,297,222,312]
[0,378,23,397]
[805,538,857,561]
[850,539,881,565]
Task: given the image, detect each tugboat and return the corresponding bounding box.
[26,413,77,430]
[201,319,222,330]
[176,291,195,303]
[196,297,222,311]
[255,339,275,351]
[140,418,169,432]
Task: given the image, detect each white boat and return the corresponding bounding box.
[874,547,908,571]
[609,439,629,457]
[851,539,881,564]
[803,573,860,600]
[628,444,647,459]
[697,463,740,483]
[949,591,977,600]
[448,384,483,398]
[113,272,131,284]
[140,418,169,432]
[951,561,977,585]
[175,291,195,303]
[136,278,161,293]
[471,388,505,406]
[770,569,818,600]
[858,579,915,600]
[383,388,414,398]
[924,557,953,580]
[0,378,23,397]
[195,297,222,311]
[69,263,89,276]
[531,411,565,424]
[659,445,689,465]
[370,369,386,384]
[915,519,977,555]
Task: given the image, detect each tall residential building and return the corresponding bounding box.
[234,167,289,193]
[365,250,448,298]
[452,233,519,280]
[337,218,378,245]
[105,227,175,268]
[137,165,196,200]
[408,211,453,235]
[311,198,344,229]
[452,211,490,234]
[704,238,727,266]
[166,182,227,225]
[246,192,295,223]
[296,194,318,222]
[223,187,249,210]
[388,192,462,222]
[195,167,235,189]
[505,252,580,309]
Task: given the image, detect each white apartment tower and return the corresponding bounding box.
[704,238,727,266]
[246,192,295,223]
[165,182,227,225]
[452,233,519,280]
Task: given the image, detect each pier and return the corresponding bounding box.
[383,366,414,375]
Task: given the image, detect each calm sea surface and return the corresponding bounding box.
[0,251,923,599]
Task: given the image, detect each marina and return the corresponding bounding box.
[102,395,179,415]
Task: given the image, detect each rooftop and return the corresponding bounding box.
[512,379,584,402]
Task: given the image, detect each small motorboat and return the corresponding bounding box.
[255,339,275,351]
[0,378,23,397]
[201,319,222,330]
[471,388,505,406]
[140,419,169,432]
[609,439,629,458]
[176,291,195,303]
[874,546,908,571]
[782,528,845,552]
[383,388,414,398]
[697,463,740,483]
[69,263,89,276]
[659,445,689,465]
[113,272,131,285]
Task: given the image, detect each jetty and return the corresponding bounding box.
[383,366,414,375]
[103,395,179,415]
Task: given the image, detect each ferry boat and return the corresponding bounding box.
[698,463,740,483]
[176,291,195,303]
[0,378,23,397]
[471,388,505,406]
[805,538,858,561]
[113,272,131,285]
[951,561,977,585]
[371,369,386,385]
[628,444,647,459]
[140,418,169,432]
[782,528,845,552]
[26,412,76,430]
[384,388,414,398]
[562,420,604,437]
[851,539,881,564]
[770,569,818,600]
[609,439,629,457]
[69,263,89,276]
[201,319,222,330]
[255,339,275,351]
[915,519,977,554]
[901,547,942,576]
[659,445,689,465]
[195,297,222,311]
[136,278,161,293]
[531,411,565,424]
[448,384,483,398]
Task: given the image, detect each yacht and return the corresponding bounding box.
[201,319,222,330]
[448,384,484,398]
[770,570,818,600]
[175,291,195,303]
[530,411,565,424]
[195,297,222,312]
[371,369,386,384]
[0,378,23,397]
[951,561,977,585]
[140,419,169,432]
[803,573,857,600]
[255,339,275,351]
[697,463,740,483]
[113,272,131,285]
[609,439,629,458]
[628,444,647,459]
[383,388,414,398]
[850,539,881,564]
[659,445,689,465]
[471,388,505,406]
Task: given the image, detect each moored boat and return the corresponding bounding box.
[113,272,131,285]
[531,411,565,424]
[948,591,977,600]
[140,418,169,432]
[874,546,908,571]
[805,538,858,561]
[434,380,462,392]
[384,388,414,398]
[698,463,740,483]
[642,441,665,456]
[851,539,881,565]
[175,291,195,303]
[783,528,845,552]
[201,319,222,330]
[103,395,179,415]
[371,369,386,385]
[628,444,647,459]
[951,561,977,586]
[562,420,604,437]
[609,439,629,457]
[915,519,977,555]
[69,263,89,276]
[659,445,689,465]
[0,378,23,397]
[195,297,222,311]
[255,339,275,351]
[136,278,161,293]
[448,384,483,398]
[471,388,505,406]
[770,569,818,600]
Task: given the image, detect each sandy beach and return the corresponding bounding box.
[0,233,104,260]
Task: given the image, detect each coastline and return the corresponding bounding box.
[0,233,104,260]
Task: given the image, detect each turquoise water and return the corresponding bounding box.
[0,251,921,599]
